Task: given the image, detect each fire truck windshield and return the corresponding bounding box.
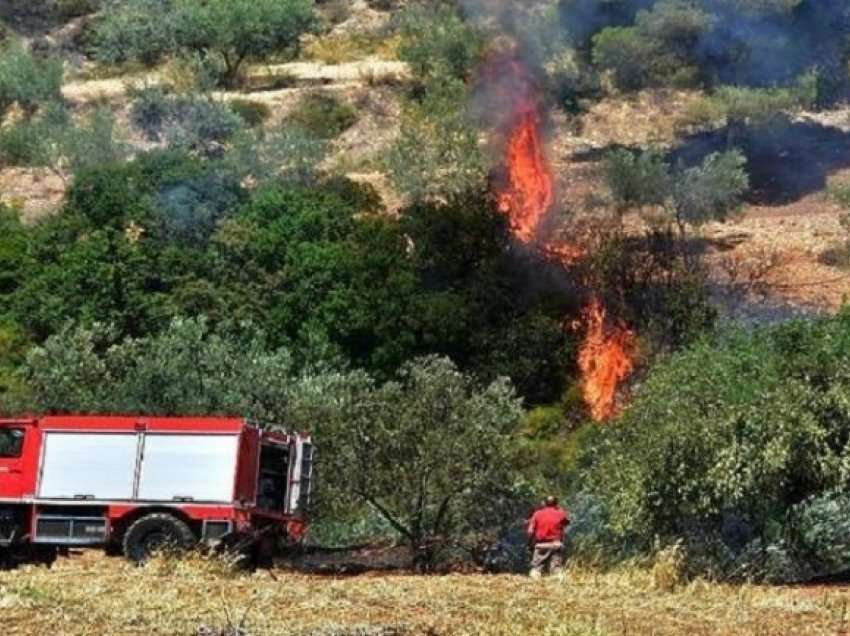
[0,428,24,458]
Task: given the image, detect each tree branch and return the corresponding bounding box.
[363,494,414,543]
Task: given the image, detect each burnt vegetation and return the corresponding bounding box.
[0,0,849,585]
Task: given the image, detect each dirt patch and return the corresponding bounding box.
[0,167,66,222]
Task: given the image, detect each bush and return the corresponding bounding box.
[0,119,51,167]
[386,78,485,202]
[288,92,357,140]
[580,312,850,581]
[128,86,244,151]
[0,41,63,117]
[228,99,271,128]
[226,122,327,185]
[0,105,127,176]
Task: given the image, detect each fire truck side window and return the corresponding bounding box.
[0,428,24,458]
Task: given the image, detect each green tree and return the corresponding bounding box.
[386,77,486,202]
[397,4,485,84]
[604,148,749,237]
[94,0,316,86]
[320,355,525,569]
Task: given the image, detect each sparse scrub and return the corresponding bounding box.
[0,41,63,117]
[304,33,401,65]
[819,180,850,270]
[0,105,128,179]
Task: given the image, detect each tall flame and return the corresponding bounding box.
[498,109,553,242]
[577,299,636,421]
[491,52,635,421]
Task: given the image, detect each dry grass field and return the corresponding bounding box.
[1,551,849,636]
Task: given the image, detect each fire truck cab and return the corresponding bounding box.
[0,416,313,564]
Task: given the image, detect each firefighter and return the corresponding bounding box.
[527,495,570,578]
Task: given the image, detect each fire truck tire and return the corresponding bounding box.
[122,513,197,563]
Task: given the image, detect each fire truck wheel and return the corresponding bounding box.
[122,513,196,563]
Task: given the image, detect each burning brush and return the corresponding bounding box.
[486,49,635,421]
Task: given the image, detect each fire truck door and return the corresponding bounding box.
[0,425,26,498]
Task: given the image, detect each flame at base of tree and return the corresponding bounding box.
[577,298,636,421]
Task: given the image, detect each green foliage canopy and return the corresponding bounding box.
[580,311,850,580]
[94,0,316,85]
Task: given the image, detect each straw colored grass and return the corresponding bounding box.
[1,551,849,635]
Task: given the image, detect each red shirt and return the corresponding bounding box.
[528,506,570,543]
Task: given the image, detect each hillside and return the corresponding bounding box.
[2,1,847,317]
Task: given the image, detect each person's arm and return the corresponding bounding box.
[527,513,538,548]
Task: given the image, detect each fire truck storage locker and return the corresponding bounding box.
[37,431,240,503]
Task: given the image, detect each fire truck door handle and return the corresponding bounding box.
[0,467,20,474]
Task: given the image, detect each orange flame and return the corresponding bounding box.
[491,53,634,421]
[577,298,636,421]
[498,109,553,242]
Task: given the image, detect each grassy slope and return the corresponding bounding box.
[1,553,849,635]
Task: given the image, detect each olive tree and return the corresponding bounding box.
[94,0,316,86]
[604,147,748,237]
[319,356,525,570]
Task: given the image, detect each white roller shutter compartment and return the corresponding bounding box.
[38,432,138,500]
[136,434,239,503]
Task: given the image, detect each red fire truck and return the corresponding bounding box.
[0,416,313,565]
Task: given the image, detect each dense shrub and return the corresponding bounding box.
[3,150,575,405]
[580,312,850,581]
[288,92,357,139]
[592,1,713,91]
